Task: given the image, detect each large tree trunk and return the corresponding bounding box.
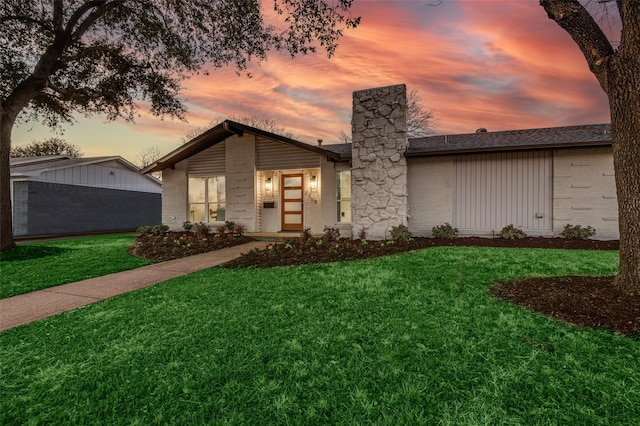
[0,113,16,252]
[608,55,640,292]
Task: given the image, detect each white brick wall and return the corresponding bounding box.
[407,157,454,236]
[225,134,256,232]
[553,147,618,240]
[161,161,187,230]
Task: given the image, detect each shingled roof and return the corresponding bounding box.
[405,123,612,156]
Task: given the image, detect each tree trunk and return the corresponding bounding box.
[608,55,640,292]
[0,112,16,251]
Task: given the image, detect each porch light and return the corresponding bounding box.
[265,177,273,193]
[310,175,318,192]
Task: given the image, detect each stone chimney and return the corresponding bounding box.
[351,84,408,240]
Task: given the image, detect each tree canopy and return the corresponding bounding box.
[10,137,82,158]
[0,0,359,251]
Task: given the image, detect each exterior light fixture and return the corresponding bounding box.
[265,177,272,192]
[310,175,318,192]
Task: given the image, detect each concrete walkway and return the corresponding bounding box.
[0,241,267,332]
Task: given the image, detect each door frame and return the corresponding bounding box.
[281,173,304,231]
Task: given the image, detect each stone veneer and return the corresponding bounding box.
[351,84,408,240]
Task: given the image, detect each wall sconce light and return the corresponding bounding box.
[265,177,273,193]
[310,175,318,192]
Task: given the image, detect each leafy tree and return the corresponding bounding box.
[10,137,83,158]
[0,0,359,251]
[539,0,640,292]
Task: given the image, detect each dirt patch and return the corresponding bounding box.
[491,276,640,336]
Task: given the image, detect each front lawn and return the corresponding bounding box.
[2,246,636,425]
[0,234,150,299]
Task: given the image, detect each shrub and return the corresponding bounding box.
[561,224,596,240]
[498,224,527,240]
[136,224,169,236]
[216,220,245,236]
[191,222,210,237]
[390,224,412,242]
[432,223,458,239]
[322,226,341,242]
[182,221,193,232]
[358,227,367,241]
[301,227,313,242]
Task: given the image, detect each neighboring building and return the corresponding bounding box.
[142,84,617,241]
[10,156,162,237]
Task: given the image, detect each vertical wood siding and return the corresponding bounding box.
[454,151,552,233]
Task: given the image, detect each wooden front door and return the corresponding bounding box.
[281,174,304,231]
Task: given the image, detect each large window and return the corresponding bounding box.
[188,176,226,222]
[337,170,351,222]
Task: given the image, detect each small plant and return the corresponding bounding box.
[136,224,169,236]
[191,222,210,237]
[358,227,367,241]
[498,224,527,240]
[182,221,193,232]
[301,227,313,242]
[390,224,412,242]
[561,224,597,240]
[216,220,245,236]
[322,226,341,242]
[432,223,458,239]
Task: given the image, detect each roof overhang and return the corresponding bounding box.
[404,139,613,157]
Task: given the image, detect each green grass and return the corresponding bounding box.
[0,234,150,298]
[2,247,635,425]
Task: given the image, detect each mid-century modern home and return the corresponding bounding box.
[10,155,162,237]
[142,84,618,240]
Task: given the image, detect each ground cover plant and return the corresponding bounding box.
[128,222,252,262]
[2,246,637,425]
[0,234,150,299]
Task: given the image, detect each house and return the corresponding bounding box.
[142,84,617,240]
[10,155,162,237]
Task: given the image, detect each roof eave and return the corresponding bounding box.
[404,140,612,157]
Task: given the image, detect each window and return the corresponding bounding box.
[336,170,351,222]
[188,176,225,222]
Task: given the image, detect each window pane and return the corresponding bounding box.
[208,204,225,222]
[284,201,303,212]
[337,200,351,223]
[284,189,302,199]
[284,176,302,187]
[284,213,303,224]
[337,170,352,222]
[208,176,226,203]
[189,178,206,203]
[189,203,205,222]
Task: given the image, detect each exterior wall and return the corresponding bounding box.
[13,181,160,237]
[161,161,188,230]
[407,156,454,236]
[351,84,408,240]
[553,147,618,240]
[225,134,256,232]
[39,163,161,193]
[320,160,353,237]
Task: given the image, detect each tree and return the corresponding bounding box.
[181,114,296,144]
[10,137,83,158]
[0,1,359,251]
[340,90,436,142]
[539,0,640,292]
[407,90,437,138]
[135,145,163,180]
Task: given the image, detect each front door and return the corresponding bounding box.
[281,174,304,231]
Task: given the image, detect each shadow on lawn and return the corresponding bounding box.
[0,245,72,262]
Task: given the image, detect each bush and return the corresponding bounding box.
[191,222,210,237]
[182,221,193,232]
[498,224,527,240]
[432,223,458,239]
[390,224,412,242]
[358,227,367,240]
[322,226,341,242]
[136,224,169,236]
[216,220,245,236]
[561,224,597,240]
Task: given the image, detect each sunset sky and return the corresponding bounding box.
[12,0,613,164]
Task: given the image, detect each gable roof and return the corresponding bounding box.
[141,120,346,173]
[406,123,612,156]
[10,155,161,186]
